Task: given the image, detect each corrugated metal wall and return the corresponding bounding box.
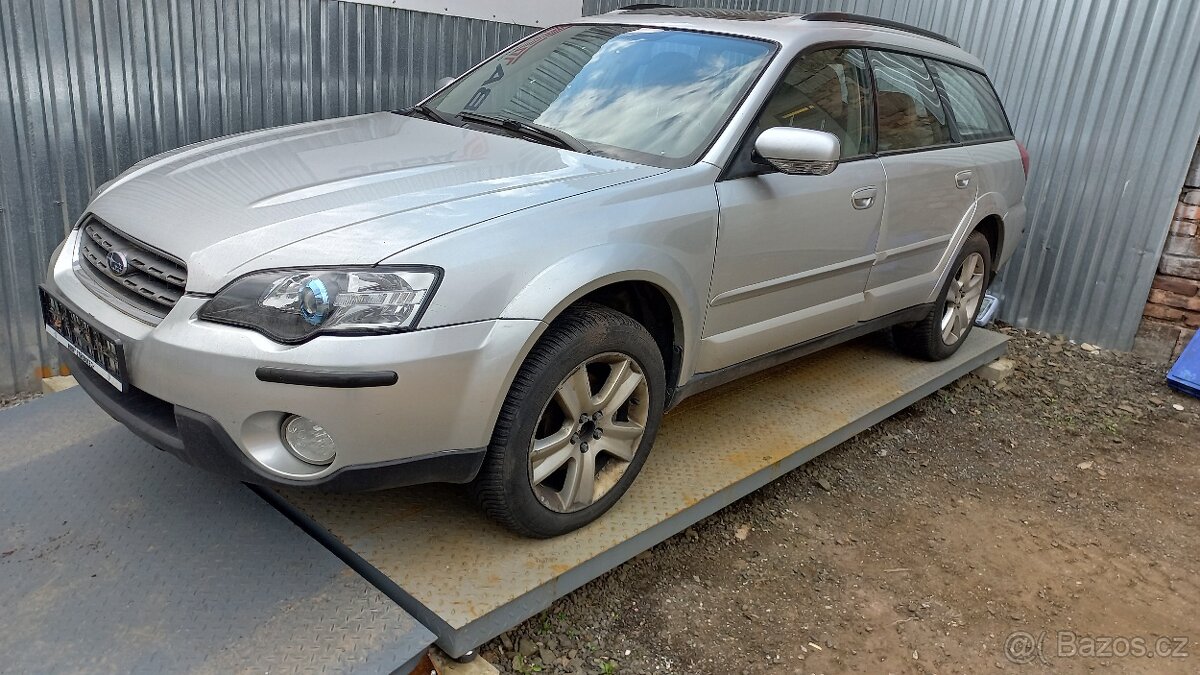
[0,0,533,394]
[4,1,1200,392]
[586,0,1200,350]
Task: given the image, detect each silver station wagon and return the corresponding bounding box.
[42,8,1026,537]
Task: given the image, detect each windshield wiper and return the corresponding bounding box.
[458,112,593,155]
[395,103,462,127]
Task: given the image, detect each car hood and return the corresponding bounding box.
[88,112,663,293]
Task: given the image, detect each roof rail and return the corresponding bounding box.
[615,3,676,11]
[801,12,960,48]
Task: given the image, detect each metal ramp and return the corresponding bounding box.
[0,389,434,674]
[268,329,1008,658]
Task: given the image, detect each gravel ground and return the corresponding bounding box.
[0,392,41,411]
[481,326,1199,674]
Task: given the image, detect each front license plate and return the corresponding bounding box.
[39,287,128,391]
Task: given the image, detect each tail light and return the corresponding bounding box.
[1016,140,1030,177]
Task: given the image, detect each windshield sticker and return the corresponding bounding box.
[504,25,569,65]
[463,64,505,112]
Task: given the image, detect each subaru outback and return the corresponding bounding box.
[41,8,1027,537]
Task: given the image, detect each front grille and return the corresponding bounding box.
[76,216,187,321]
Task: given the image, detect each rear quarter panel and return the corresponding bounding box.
[965,139,1026,269]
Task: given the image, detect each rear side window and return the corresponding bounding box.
[929,61,1012,142]
[868,51,952,152]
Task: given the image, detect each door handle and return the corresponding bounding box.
[850,186,877,210]
[955,170,973,189]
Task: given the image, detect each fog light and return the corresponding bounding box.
[281,415,337,465]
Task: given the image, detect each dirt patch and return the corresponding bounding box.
[483,327,1199,674]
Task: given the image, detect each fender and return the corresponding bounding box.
[923,190,1010,305]
[501,243,704,388]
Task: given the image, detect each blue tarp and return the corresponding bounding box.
[1167,331,1200,398]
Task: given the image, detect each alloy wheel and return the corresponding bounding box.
[940,251,986,345]
[528,352,649,513]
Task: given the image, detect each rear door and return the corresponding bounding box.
[927,59,1026,265]
[862,50,979,320]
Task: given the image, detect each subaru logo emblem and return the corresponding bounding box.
[106,250,130,276]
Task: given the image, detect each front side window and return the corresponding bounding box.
[928,61,1012,142]
[752,48,873,158]
[428,25,775,167]
[869,51,953,152]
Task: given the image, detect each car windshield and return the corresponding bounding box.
[426,25,775,167]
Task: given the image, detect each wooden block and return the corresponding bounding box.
[40,375,78,395]
[428,648,499,675]
[973,357,1015,385]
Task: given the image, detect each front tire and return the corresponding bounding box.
[893,231,992,361]
[472,302,666,538]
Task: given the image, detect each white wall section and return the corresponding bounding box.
[337,0,583,26]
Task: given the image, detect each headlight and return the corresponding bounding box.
[198,267,441,343]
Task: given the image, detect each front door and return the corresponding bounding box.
[699,48,884,373]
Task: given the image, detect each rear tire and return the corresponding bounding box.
[893,231,992,361]
[472,302,665,538]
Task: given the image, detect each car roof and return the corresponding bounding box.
[577,7,985,71]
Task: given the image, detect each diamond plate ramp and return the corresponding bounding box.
[0,388,433,674]
[268,330,1008,657]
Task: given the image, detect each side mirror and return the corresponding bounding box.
[754,127,841,176]
[434,76,456,91]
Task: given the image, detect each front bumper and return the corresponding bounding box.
[45,230,543,488]
[64,354,488,490]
